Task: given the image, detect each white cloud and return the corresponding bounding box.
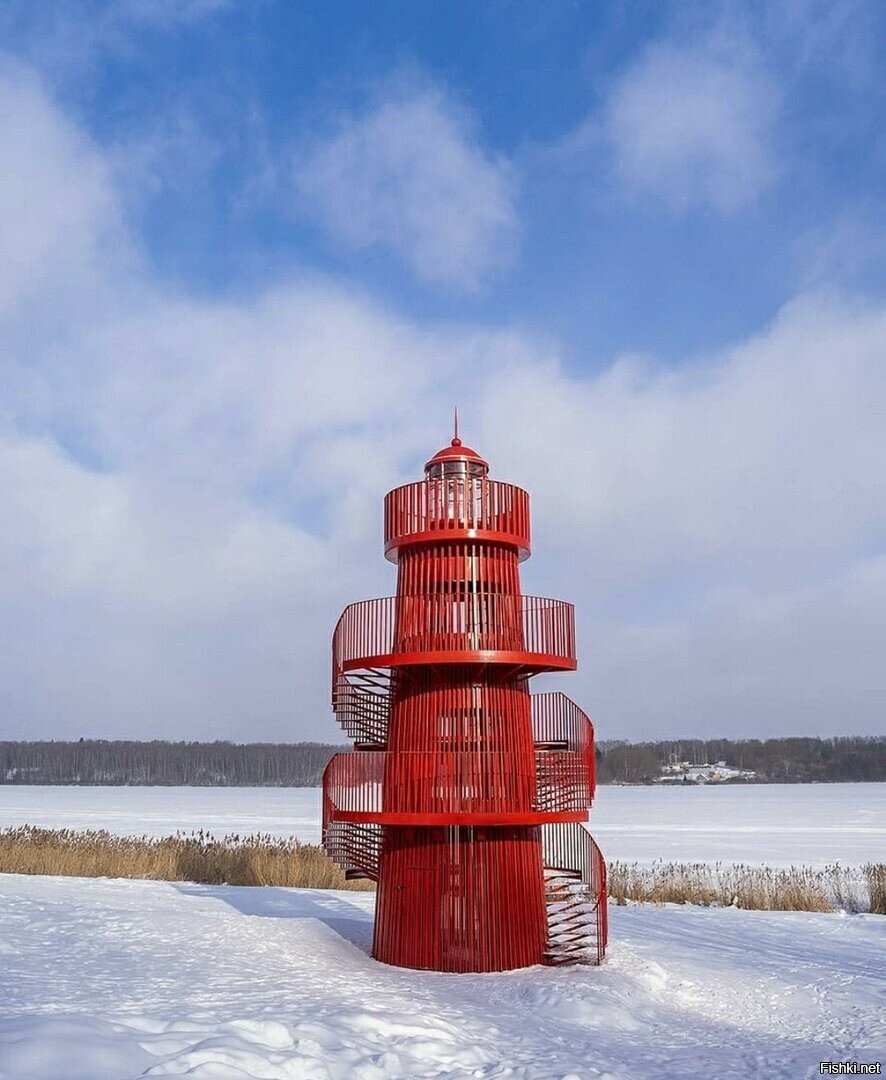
[479,297,886,736]
[295,85,518,292]
[487,295,885,582]
[0,61,128,322]
[0,0,231,81]
[0,59,883,742]
[605,40,777,211]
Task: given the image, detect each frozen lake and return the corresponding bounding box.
[0,782,883,866]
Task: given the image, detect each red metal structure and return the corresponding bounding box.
[322,430,607,972]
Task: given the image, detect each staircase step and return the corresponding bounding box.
[542,828,607,967]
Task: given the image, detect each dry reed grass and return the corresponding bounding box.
[2,827,882,913]
[865,863,886,915]
[607,859,885,913]
[0,826,374,891]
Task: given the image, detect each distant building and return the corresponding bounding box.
[657,760,757,784]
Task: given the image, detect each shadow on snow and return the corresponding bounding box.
[172,882,374,951]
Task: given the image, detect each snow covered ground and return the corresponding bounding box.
[1,782,883,865]
[0,873,882,1079]
[1,786,883,1075]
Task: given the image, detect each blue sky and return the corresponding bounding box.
[0,0,884,741]
[11,1,886,357]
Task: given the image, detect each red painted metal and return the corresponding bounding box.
[322,436,607,971]
[384,475,530,561]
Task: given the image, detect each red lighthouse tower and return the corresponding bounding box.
[322,431,607,971]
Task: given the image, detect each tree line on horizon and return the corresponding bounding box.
[0,735,882,787]
[596,735,886,784]
[0,740,339,787]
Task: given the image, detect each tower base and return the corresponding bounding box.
[373,825,548,972]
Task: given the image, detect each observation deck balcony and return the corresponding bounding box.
[384,477,531,562]
[332,594,576,678]
[322,749,592,827]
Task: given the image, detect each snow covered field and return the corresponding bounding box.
[1,787,883,1075]
[0,873,882,1079]
[1,782,883,865]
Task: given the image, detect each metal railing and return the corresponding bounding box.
[332,594,576,675]
[531,692,594,750]
[541,821,608,963]
[329,684,596,771]
[322,785,382,881]
[542,822,607,896]
[332,671,391,746]
[531,692,597,799]
[322,748,591,819]
[384,477,530,555]
[535,751,595,813]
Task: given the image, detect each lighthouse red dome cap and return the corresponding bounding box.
[424,410,489,477]
[424,436,489,474]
